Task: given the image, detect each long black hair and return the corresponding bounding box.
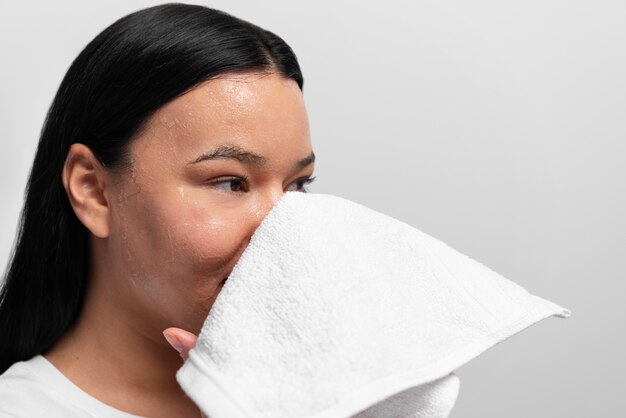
[0,3,303,373]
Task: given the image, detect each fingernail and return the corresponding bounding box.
[163,331,184,353]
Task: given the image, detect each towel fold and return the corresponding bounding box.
[177,192,571,418]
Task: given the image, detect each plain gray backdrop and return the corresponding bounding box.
[1,1,624,417]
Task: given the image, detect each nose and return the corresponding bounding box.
[251,188,286,228]
[225,188,290,277]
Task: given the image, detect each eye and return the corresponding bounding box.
[207,175,316,194]
[287,176,317,193]
[208,176,249,193]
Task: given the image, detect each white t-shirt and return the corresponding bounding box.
[0,355,143,417]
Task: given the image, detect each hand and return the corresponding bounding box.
[163,327,207,418]
[162,327,198,362]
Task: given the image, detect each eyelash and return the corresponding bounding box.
[208,175,317,194]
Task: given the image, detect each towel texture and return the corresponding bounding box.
[176,192,571,418]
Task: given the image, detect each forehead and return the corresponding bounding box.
[131,72,310,164]
[161,72,298,116]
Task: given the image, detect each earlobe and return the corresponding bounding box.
[62,143,110,238]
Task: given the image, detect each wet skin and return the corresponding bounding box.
[45,71,315,417]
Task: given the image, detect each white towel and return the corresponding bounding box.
[176,192,571,418]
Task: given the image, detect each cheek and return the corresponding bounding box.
[118,192,241,276]
[112,190,249,331]
[166,217,240,276]
[161,216,247,330]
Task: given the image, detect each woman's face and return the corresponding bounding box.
[104,72,314,336]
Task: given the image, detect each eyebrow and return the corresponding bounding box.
[189,144,315,170]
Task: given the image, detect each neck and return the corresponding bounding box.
[44,271,198,417]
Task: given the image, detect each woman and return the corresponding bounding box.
[0,3,316,417]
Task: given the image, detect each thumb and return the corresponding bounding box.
[163,327,198,362]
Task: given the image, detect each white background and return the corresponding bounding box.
[1,1,624,416]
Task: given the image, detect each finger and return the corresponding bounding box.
[162,327,198,361]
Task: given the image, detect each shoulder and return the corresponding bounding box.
[0,355,144,418]
[0,356,89,417]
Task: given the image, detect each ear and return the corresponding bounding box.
[61,143,110,238]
